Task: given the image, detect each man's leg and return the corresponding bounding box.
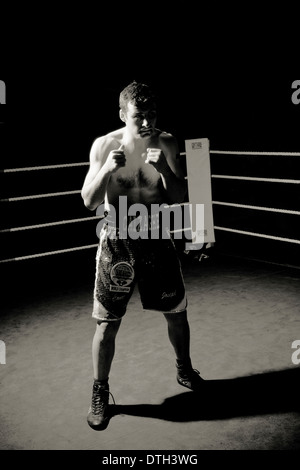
[164,310,204,391]
[163,310,190,361]
[92,319,122,381]
[87,319,121,429]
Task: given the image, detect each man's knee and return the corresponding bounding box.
[95,319,121,342]
[164,310,188,325]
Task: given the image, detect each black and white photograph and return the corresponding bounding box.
[0,17,299,458]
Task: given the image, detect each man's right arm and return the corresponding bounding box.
[81,137,125,211]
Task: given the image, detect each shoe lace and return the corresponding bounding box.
[109,391,116,406]
[178,368,201,385]
[92,387,116,415]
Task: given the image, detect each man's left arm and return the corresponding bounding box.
[145,135,187,204]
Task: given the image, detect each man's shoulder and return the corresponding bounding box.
[95,129,123,145]
[90,129,124,163]
[155,129,178,152]
[93,128,124,151]
[156,129,174,139]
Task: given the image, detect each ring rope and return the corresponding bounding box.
[0,190,81,203]
[1,162,89,173]
[1,200,299,234]
[0,244,99,264]
[0,216,100,233]
[214,226,300,245]
[211,174,300,184]
[0,202,186,233]
[1,224,299,263]
[212,201,300,216]
[1,224,299,264]
[179,151,300,157]
[210,150,300,156]
[2,149,299,174]
[2,176,299,203]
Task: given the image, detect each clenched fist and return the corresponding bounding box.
[104,144,126,174]
[145,148,169,174]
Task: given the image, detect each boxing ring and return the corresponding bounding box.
[0,140,300,451]
[1,142,300,268]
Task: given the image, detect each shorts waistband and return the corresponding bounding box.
[105,212,162,230]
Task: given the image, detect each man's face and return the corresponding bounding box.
[121,101,157,138]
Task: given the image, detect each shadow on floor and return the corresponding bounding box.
[111,368,300,422]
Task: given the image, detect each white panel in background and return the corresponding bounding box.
[185,138,215,248]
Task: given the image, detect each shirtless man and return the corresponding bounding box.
[81,81,203,430]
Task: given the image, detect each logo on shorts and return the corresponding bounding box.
[161,291,176,299]
[110,262,134,293]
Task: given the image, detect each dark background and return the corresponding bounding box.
[2,74,299,170]
[1,5,299,167]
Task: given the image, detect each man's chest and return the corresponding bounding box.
[111,159,161,190]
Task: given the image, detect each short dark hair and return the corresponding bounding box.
[119,81,156,112]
